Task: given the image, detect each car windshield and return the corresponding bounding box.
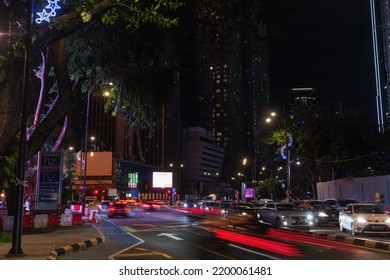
[276,204,300,211]
[353,205,385,214]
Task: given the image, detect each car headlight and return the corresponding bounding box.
[221,210,226,214]
[183,203,188,208]
[318,212,328,217]
[356,217,367,223]
[307,214,314,220]
[386,218,390,224]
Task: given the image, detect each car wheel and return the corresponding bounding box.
[339,221,346,232]
[275,217,281,228]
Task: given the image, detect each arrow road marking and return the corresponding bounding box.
[157,233,183,240]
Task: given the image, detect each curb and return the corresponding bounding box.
[47,236,105,260]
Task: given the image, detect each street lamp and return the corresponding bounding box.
[81,90,91,216]
[266,111,292,202]
[169,163,183,203]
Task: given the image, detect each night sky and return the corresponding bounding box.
[268,0,377,111]
[0,1,378,114]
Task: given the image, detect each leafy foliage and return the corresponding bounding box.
[262,104,383,199]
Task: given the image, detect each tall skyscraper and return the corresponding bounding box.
[181,0,270,183]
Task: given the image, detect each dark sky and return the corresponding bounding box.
[0,1,378,114]
[268,0,376,111]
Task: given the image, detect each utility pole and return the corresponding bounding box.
[81,91,91,217]
[8,0,34,257]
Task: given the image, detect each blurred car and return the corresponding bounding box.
[98,200,111,214]
[339,203,390,236]
[141,200,167,211]
[223,202,259,218]
[175,200,197,209]
[108,201,131,218]
[199,201,216,214]
[258,202,314,227]
[296,200,339,226]
[324,198,358,211]
[209,201,233,215]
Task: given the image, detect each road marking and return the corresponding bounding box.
[228,244,281,260]
[115,251,172,259]
[157,233,183,240]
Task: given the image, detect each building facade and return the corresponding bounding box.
[181,0,271,184]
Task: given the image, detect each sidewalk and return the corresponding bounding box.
[0,223,104,260]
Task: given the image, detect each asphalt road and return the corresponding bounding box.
[58,207,390,260]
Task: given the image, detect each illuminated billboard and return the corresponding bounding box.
[128,172,138,189]
[152,172,172,188]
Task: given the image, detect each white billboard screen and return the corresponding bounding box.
[153,172,172,188]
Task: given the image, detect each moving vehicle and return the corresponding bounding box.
[198,200,217,214]
[222,202,260,218]
[339,203,390,236]
[296,200,339,226]
[108,201,131,218]
[209,201,233,215]
[98,200,111,214]
[258,202,314,227]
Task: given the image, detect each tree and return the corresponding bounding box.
[0,0,184,159]
[0,0,185,214]
[262,104,382,199]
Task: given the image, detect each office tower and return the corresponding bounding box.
[181,0,270,183]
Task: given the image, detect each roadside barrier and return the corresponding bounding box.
[0,210,99,231]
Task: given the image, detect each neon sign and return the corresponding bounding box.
[36,0,61,24]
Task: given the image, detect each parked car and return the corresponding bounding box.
[296,200,339,226]
[108,201,131,218]
[258,202,314,228]
[339,203,390,236]
[324,198,358,211]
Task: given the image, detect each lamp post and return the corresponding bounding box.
[7,0,34,257]
[266,111,292,203]
[169,163,183,204]
[81,90,91,216]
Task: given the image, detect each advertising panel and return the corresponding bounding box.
[152,172,172,188]
[36,152,63,211]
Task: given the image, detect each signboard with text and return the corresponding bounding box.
[36,152,63,211]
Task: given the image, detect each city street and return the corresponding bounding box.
[59,207,390,260]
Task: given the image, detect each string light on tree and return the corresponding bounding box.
[280,133,293,160]
[35,0,61,24]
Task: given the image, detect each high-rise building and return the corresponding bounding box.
[181,0,270,184]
